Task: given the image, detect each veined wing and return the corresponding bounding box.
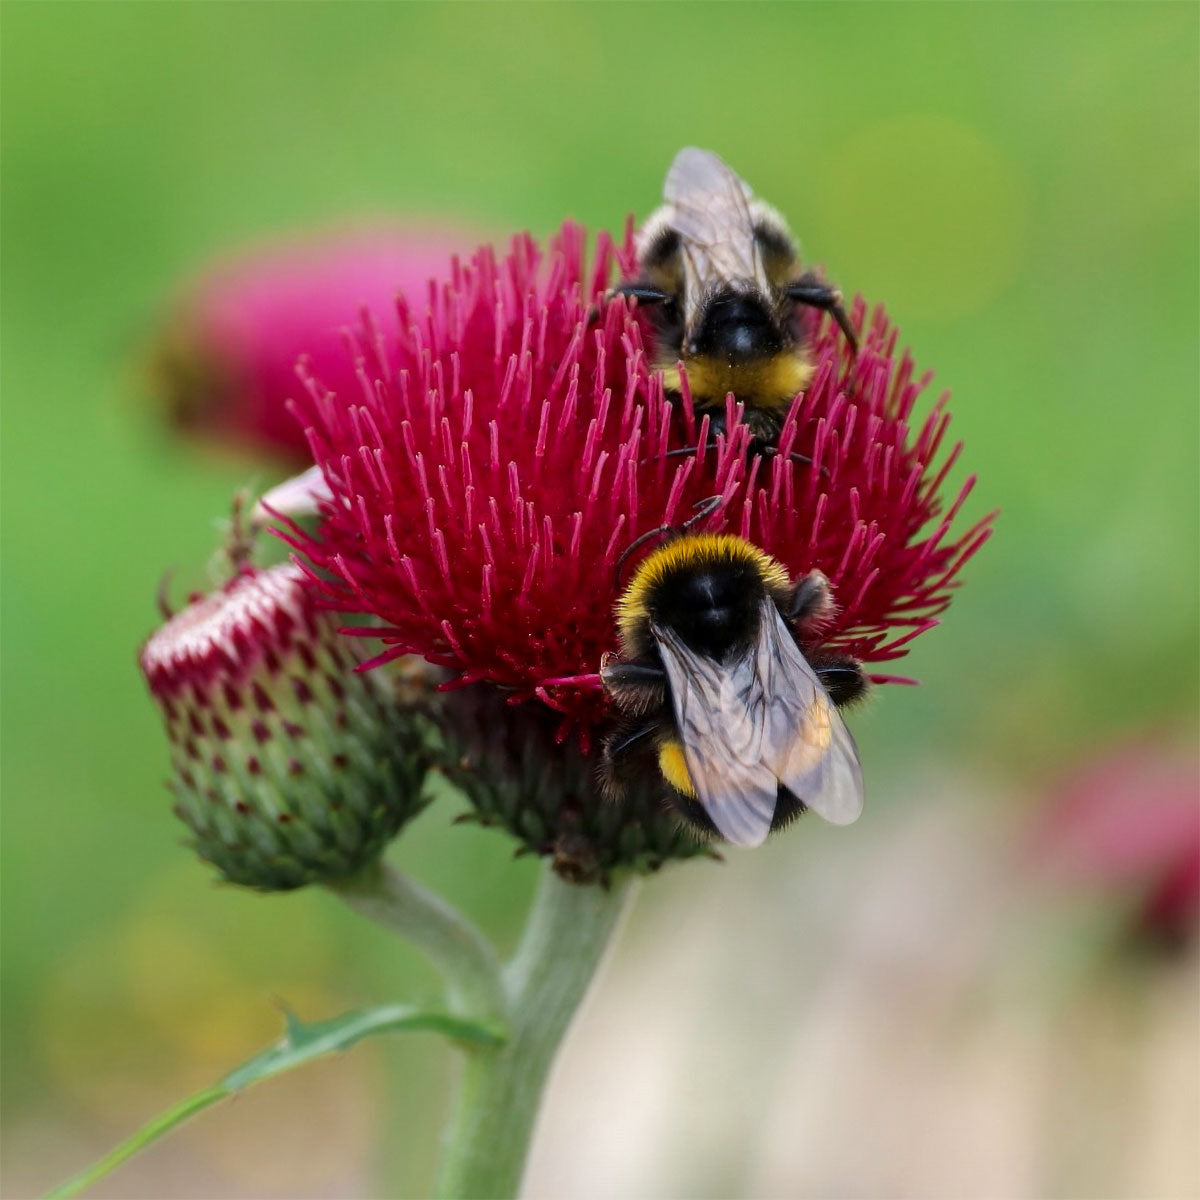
[652,619,778,848]
[652,598,864,847]
[663,147,764,304]
[755,600,865,826]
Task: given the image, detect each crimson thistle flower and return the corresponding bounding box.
[281,222,994,876]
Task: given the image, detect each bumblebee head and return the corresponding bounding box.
[616,534,792,662]
[653,557,765,658]
[628,192,801,368]
[686,287,785,364]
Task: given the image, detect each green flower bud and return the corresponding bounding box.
[140,564,432,890]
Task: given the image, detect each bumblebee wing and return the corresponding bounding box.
[664,148,756,240]
[756,601,865,826]
[663,147,761,291]
[652,620,779,848]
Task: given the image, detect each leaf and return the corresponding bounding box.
[222,1003,503,1090]
[46,1005,505,1199]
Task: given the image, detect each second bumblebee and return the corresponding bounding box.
[601,530,867,847]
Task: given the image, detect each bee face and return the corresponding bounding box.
[603,532,867,848]
[687,290,785,364]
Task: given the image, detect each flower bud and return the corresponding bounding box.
[140,564,432,890]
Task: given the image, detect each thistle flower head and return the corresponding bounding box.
[150,226,466,463]
[140,563,432,890]
[288,223,991,715]
[277,222,993,876]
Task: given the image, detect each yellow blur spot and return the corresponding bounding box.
[658,739,697,797]
[816,115,1030,322]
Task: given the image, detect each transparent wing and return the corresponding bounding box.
[755,601,865,826]
[664,148,756,246]
[653,621,779,848]
[663,147,762,295]
[652,599,865,848]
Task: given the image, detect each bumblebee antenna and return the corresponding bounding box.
[681,493,725,530]
[613,494,725,588]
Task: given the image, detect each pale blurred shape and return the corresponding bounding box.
[525,774,1199,1199]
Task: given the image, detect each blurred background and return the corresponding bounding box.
[2,4,1196,1197]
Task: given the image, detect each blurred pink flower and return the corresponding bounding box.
[150,224,472,463]
[1031,739,1200,947]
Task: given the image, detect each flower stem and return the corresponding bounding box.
[434,865,637,1200]
[328,858,506,1022]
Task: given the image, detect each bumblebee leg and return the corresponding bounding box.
[588,284,668,327]
[672,793,721,840]
[654,445,699,462]
[605,718,659,760]
[601,661,666,689]
[642,419,717,466]
[813,655,869,708]
[612,283,669,306]
[754,441,823,473]
[600,661,667,714]
[788,273,859,354]
[599,716,668,805]
[785,570,834,625]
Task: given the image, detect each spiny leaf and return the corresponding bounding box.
[47,1004,505,1199]
[222,1004,503,1090]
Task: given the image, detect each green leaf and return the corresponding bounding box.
[46,1005,505,1199]
[222,1003,503,1090]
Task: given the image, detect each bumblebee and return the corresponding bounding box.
[600,531,867,847]
[616,147,857,452]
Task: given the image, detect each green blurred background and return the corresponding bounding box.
[3,4,1197,1197]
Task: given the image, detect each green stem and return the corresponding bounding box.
[434,866,637,1200]
[328,857,506,1022]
